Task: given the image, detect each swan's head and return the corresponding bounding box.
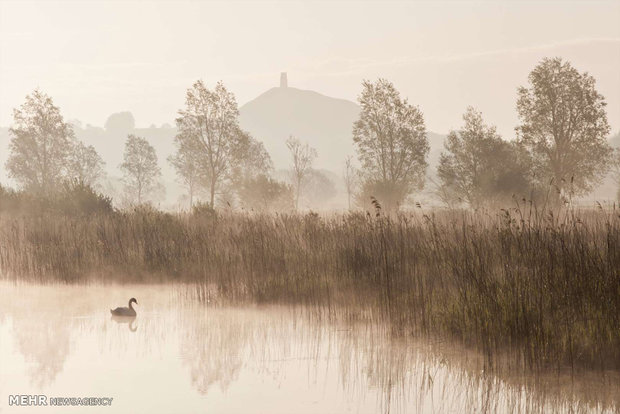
[129,297,138,306]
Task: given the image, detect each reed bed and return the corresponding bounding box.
[0,205,619,373]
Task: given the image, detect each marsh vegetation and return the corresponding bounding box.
[1,42,619,413]
[1,199,619,380]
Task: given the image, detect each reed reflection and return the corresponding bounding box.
[0,283,617,414]
[176,303,620,414]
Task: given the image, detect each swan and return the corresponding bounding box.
[110,298,138,317]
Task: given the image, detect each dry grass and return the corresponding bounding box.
[1,203,619,373]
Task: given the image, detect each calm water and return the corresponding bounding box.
[0,283,618,414]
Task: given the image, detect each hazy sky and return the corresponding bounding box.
[1,0,619,137]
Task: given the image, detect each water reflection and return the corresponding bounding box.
[11,316,71,388]
[0,282,618,414]
[111,315,138,332]
[1,287,73,388]
[179,309,246,394]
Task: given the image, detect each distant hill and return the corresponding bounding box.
[1,82,449,207]
[70,124,180,207]
[69,123,176,180]
[239,85,360,170]
[239,82,447,173]
[426,131,446,169]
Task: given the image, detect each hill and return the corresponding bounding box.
[239,84,360,171]
[239,79,447,174]
[1,80,448,207]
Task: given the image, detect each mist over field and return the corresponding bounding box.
[1,1,620,413]
[1,1,620,209]
[1,71,618,209]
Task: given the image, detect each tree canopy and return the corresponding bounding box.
[437,107,531,208]
[353,79,429,211]
[516,57,612,198]
[68,141,106,189]
[174,80,272,207]
[120,134,162,204]
[6,89,76,193]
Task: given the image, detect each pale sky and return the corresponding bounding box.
[1,0,619,137]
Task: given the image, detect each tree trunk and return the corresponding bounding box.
[210,177,216,208]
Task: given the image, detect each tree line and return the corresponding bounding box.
[2,57,619,212]
[347,57,616,210]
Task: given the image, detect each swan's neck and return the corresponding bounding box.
[128,301,134,310]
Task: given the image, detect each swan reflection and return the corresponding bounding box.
[0,283,617,414]
[111,315,138,332]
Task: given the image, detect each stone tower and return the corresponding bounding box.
[280,72,288,88]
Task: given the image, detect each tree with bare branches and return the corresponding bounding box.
[168,135,204,207]
[120,135,162,204]
[286,136,317,210]
[175,80,240,207]
[343,156,358,210]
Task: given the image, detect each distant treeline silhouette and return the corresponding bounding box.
[1,57,618,209]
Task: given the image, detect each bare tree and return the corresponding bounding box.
[173,92,271,208]
[429,176,459,209]
[6,89,75,193]
[168,136,204,207]
[286,136,317,209]
[353,79,429,211]
[68,141,106,189]
[613,148,620,202]
[302,170,337,209]
[120,135,162,204]
[343,156,358,210]
[517,58,612,198]
[175,80,240,207]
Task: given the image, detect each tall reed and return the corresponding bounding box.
[1,205,618,372]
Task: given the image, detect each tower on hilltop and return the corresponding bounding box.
[280,72,288,88]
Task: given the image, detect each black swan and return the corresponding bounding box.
[110,298,138,317]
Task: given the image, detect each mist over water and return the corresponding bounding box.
[0,282,617,414]
[1,2,620,412]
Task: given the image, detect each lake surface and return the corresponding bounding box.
[0,283,618,413]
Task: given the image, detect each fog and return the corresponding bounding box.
[1,2,620,412]
[1,1,619,133]
[1,1,619,208]
[2,283,618,413]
